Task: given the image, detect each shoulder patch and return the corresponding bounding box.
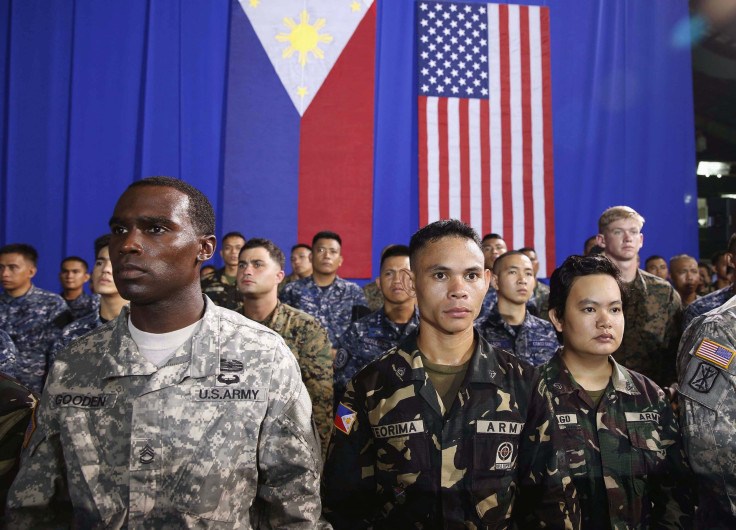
[334,402,357,435]
[689,362,719,393]
[694,338,735,370]
[334,349,349,370]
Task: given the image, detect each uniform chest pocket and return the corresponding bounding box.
[471,432,522,524]
[558,423,588,478]
[625,415,665,496]
[374,424,432,475]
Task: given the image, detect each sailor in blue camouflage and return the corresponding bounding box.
[0,329,18,377]
[682,284,733,331]
[477,304,558,365]
[334,306,419,403]
[64,291,100,321]
[678,295,736,528]
[50,310,104,364]
[0,284,68,392]
[477,287,538,320]
[281,276,368,347]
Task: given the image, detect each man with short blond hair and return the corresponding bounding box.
[596,205,682,389]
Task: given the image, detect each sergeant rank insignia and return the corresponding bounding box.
[334,402,357,435]
[694,339,735,370]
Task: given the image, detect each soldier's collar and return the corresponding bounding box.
[609,357,639,395]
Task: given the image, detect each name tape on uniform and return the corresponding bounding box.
[624,412,660,423]
[556,413,579,426]
[372,420,425,439]
[193,387,266,401]
[53,393,117,409]
[476,420,525,434]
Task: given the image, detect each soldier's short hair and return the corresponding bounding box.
[548,254,628,342]
[711,249,728,266]
[240,238,286,270]
[669,254,696,268]
[222,231,246,245]
[410,220,482,271]
[312,231,342,248]
[61,256,89,272]
[94,234,111,259]
[0,243,38,266]
[380,245,410,269]
[518,246,536,254]
[598,206,645,233]
[127,176,215,236]
[644,255,665,268]
[492,250,529,275]
[291,243,312,253]
[482,233,504,243]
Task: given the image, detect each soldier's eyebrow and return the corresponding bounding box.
[141,216,176,226]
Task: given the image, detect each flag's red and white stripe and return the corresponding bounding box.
[419,4,555,276]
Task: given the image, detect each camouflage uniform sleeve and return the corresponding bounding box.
[322,380,378,528]
[333,324,361,403]
[299,319,334,460]
[279,282,297,307]
[351,283,369,309]
[0,331,17,377]
[662,288,684,388]
[255,341,328,529]
[648,386,695,527]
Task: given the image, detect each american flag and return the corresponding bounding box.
[417,1,555,275]
[695,339,735,370]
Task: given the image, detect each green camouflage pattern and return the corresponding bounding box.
[362,281,384,312]
[678,294,736,528]
[256,301,333,459]
[7,298,327,528]
[540,350,694,529]
[322,331,570,529]
[531,280,550,321]
[614,269,683,388]
[201,267,242,311]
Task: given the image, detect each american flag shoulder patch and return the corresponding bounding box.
[334,402,358,435]
[694,338,736,370]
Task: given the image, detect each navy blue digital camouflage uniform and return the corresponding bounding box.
[63,291,100,321]
[476,305,559,366]
[0,329,18,377]
[334,306,419,403]
[0,285,68,392]
[478,286,537,321]
[682,284,733,331]
[280,275,368,347]
[49,310,106,365]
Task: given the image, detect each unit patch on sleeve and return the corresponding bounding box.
[689,362,720,393]
[334,402,357,435]
[694,338,736,370]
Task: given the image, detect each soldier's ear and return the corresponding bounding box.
[198,235,216,263]
[489,271,499,291]
[400,268,416,299]
[549,307,564,334]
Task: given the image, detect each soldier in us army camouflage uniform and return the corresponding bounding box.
[280,231,368,348]
[201,231,246,311]
[237,238,333,459]
[476,251,558,366]
[0,328,18,377]
[678,294,736,528]
[0,243,68,393]
[323,220,569,529]
[334,245,419,404]
[538,255,693,529]
[7,177,326,528]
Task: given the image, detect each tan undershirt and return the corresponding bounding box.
[420,353,471,414]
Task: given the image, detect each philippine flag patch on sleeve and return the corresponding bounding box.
[335,402,357,435]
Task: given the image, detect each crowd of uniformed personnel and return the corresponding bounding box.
[0,183,734,527]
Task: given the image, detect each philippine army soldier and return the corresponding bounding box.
[201,230,246,310]
[279,243,312,293]
[0,329,18,377]
[678,295,736,528]
[476,251,558,366]
[541,255,693,528]
[683,233,736,330]
[519,247,550,321]
[323,220,567,528]
[0,243,68,392]
[237,237,333,458]
[280,231,368,348]
[58,256,99,320]
[7,177,325,527]
[334,245,419,404]
[596,206,682,389]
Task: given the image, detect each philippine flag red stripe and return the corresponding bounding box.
[417,1,556,276]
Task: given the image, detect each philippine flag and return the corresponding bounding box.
[334,402,358,435]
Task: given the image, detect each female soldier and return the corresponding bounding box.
[540,254,693,529]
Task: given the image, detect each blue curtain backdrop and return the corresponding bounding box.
[0,0,696,291]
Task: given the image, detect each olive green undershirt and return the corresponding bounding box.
[420,353,471,413]
[222,274,237,286]
[585,386,607,408]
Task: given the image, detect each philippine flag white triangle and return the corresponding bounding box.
[237,0,374,116]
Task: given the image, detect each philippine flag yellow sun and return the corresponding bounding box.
[276,10,333,67]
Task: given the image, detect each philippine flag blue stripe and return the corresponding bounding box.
[223,2,301,254]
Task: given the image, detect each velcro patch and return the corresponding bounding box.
[625,412,660,423]
[689,362,719,393]
[52,393,117,409]
[372,420,424,439]
[335,403,357,435]
[476,420,524,435]
[192,387,265,401]
[556,413,579,427]
[694,339,736,370]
